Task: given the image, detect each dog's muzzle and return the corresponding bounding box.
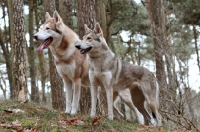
[75,44,92,54]
[33,34,38,40]
[75,44,81,50]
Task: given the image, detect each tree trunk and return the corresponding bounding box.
[99,0,107,38]
[145,0,167,109]
[185,88,196,125]
[0,39,7,100]
[43,0,66,111]
[106,0,116,53]
[76,0,96,114]
[59,0,73,29]
[6,0,14,99]
[165,28,176,104]
[33,0,47,104]
[0,1,8,100]
[29,0,39,103]
[192,24,200,73]
[12,0,27,101]
[77,0,96,37]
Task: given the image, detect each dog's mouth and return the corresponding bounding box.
[37,37,53,53]
[80,47,92,54]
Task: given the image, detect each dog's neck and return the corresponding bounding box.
[50,26,80,62]
[89,41,114,59]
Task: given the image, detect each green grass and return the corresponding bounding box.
[0,100,167,132]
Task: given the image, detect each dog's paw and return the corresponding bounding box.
[108,115,114,120]
[90,113,96,118]
[70,110,77,115]
[65,108,71,114]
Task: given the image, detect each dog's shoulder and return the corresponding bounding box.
[120,59,151,79]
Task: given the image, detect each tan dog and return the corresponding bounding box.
[75,22,162,126]
[34,11,90,115]
[33,11,143,123]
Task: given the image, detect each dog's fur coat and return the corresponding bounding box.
[75,22,162,126]
[34,11,143,123]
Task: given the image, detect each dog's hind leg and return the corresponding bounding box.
[143,95,162,126]
[113,91,124,119]
[71,78,81,115]
[148,99,162,126]
[131,87,151,125]
[118,88,144,124]
[63,78,73,113]
[134,100,151,125]
[141,83,162,126]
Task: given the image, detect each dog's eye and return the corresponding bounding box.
[87,37,91,40]
[46,27,50,30]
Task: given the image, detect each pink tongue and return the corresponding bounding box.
[80,49,85,54]
[37,44,45,53]
[37,39,51,53]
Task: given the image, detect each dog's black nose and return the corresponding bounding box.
[33,35,38,40]
[75,44,81,50]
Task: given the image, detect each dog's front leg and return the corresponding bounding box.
[90,84,98,118]
[89,70,98,118]
[101,71,114,120]
[71,78,81,115]
[105,86,114,120]
[63,79,73,113]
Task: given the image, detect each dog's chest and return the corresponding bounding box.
[56,61,76,79]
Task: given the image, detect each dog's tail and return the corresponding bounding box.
[150,73,160,119]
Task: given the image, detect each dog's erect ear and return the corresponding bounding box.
[45,12,51,21]
[94,22,102,35]
[84,24,91,34]
[53,11,63,24]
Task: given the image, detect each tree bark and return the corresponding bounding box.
[12,0,27,101]
[33,0,47,104]
[106,0,116,53]
[192,24,200,73]
[59,0,73,29]
[99,0,107,38]
[185,88,196,125]
[145,0,167,109]
[28,0,39,103]
[76,0,96,114]
[43,0,66,111]
[77,0,96,38]
[6,0,14,99]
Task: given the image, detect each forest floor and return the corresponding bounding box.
[0,100,173,132]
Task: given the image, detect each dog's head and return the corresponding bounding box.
[34,11,64,53]
[75,22,105,54]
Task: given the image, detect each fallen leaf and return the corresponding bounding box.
[22,128,36,132]
[22,126,42,132]
[27,107,35,111]
[92,116,101,125]
[1,113,12,118]
[35,126,42,131]
[11,120,22,128]
[0,122,10,127]
[21,99,29,104]
[58,118,84,125]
